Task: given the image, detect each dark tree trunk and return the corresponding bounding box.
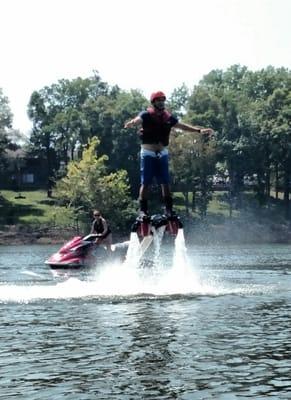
[283,167,290,220]
[275,163,279,200]
[192,190,196,212]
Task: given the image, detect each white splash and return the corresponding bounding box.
[124,232,141,265]
[155,229,202,294]
[0,228,270,303]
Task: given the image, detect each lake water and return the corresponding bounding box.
[0,233,291,399]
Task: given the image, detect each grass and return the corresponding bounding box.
[0,190,77,228]
[0,188,288,231]
[173,191,239,218]
[173,189,288,223]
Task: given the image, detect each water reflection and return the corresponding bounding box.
[1,244,291,399]
[187,296,291,397]
[126,302,177,398]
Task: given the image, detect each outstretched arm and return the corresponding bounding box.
[174,121,214,136]
[124,116,142,129]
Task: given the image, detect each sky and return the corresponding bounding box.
[1,0,291,135]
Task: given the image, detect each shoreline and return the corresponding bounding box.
[0,226,77,246]
[0,226,129,246]
[1,222,291,246]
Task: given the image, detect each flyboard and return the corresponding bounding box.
[130,213,183,264]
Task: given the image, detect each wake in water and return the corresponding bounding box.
[0,228,272,302]
[84,228,198,297]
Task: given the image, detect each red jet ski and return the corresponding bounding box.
[45,234,128,269]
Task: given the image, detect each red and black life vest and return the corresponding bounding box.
[140,107,173,146]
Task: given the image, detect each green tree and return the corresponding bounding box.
[27,73,110,185]
[0,88,13,174]
[55,137,135,231]
[187,65,278,214]
[261,88,291,218]
[240,68,291,208]
[105,90,147,195]
[168,84,190,117]
[170,131,217,216]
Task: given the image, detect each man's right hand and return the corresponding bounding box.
[124,120,134,128]
[124,116,141,129]
[201,128,215,136]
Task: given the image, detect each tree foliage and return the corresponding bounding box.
[27,73,147,194]
[55,136,135,231]
[170,131,217,216]
[0,88,13,172]
[20,65,291,221]
[185,65,291,217]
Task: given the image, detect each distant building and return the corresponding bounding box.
[0,157,48,190]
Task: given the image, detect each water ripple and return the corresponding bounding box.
[1,244,291,399]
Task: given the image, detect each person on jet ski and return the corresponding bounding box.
[90,210,112,251]
[124,91,214,217]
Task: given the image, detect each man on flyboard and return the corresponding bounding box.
[125,91,214,223]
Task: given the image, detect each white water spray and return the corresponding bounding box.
[124,232,142,266]
[157,229,203,294]
[0,229,269,303]
[0,229,203,302]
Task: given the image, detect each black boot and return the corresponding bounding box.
[139,199,148,217]
[163,196,173,217]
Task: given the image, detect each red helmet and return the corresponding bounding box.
[150,91,166,103]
